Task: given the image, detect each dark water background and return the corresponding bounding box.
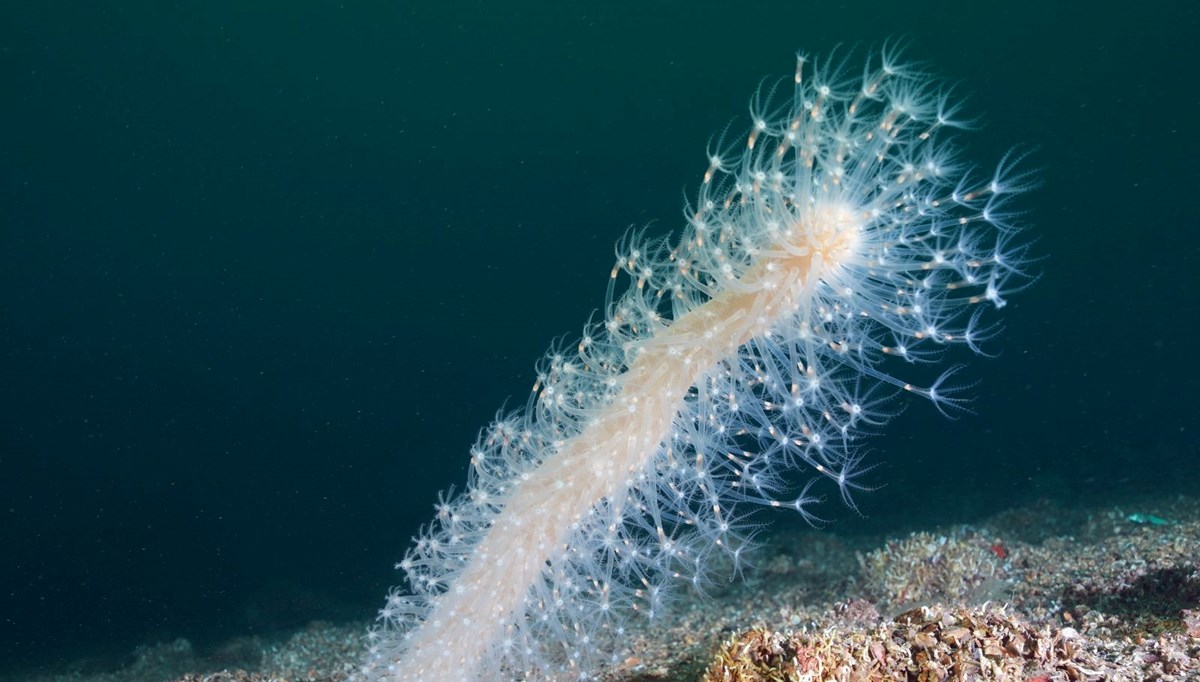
[2,0,1195,674]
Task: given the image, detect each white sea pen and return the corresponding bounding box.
[358,44,1036,682]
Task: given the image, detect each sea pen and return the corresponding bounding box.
[359,44,1036,681]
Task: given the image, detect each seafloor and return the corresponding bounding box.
[8,495,1200,682]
